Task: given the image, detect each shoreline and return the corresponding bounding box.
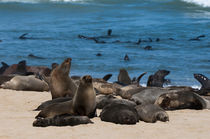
[0,89,210,139]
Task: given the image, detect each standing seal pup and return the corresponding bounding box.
[100,103,139,125]
[135,104,169,123]
[47,58,78,99]
[73,75,96,117]
[35,75,96,119]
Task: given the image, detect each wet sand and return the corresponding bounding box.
[0,89,210,139]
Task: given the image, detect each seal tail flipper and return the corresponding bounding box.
[103,74,112,81]
[194,73,209,88]
[137,72,147,87]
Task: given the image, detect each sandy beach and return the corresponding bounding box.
[0,89,209,139]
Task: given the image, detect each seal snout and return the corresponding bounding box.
[65,58,72,63]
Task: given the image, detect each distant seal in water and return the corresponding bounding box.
[147,69,170,87]
[124,54,129,61]
[28,54,45,59]
[36,75,96,119]
[1,75,49,91]
[45,58,78,99]
[135,104,169,123]
[100,103,139,125]
[117,68,132,85]
[155,91,210,110]
[33,115,93,127]
[194,73,210,95]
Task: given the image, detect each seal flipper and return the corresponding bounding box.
[136,72,147,87]
[102,74,112,81]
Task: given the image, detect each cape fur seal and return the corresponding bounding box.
[155,91,210,110]
[100,103,139,125]
[117,68,132,85]
[1,75,49,91]
[147,70,170,87]
[0,62,9,74]
[35,75,96,119]
[135,104,169,123]
[46,58,78,99]
[194,73,210,95]
[33,115,93,127]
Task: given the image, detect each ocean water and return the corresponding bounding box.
[0,0,210,87]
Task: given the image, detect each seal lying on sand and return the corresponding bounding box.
[44,58,78,99]
[147,70,170,87]
[194,73,210,95]
[36,75,96,119]
[155,91,210,110]
[100,103,139,125]
[1,75,49,91]
[34,97,72,111]
[135,104,169,123]
[33,115,93,127]
[96,94,136,109]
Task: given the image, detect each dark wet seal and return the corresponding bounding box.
[189,35,205,41]
[0,62,9,75]
[100,103,139,125]
[148,38,153,42]
[107,29,112,36]
[0,40,2,42]
[28,54,45,59]
[144,46,152,50]
[194,73,210,95]
[33,115,93,127]
[93,38,106,44]
[169,38,175,40]
[96,53,102,56]
[135,104,169,123]
[124,54,129,61]
[156,38,160,42]
[19,33,30,40]
[147,69,170,87]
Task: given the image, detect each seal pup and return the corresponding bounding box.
[47,58,78,99]
[100,103,139,125]
[1,75,49,91]
[194,73,210,95]
[147,69,170,87]
[155,91,210,110]
[33,115,93,127]
[73,75,96,117]
[135,104,169,123]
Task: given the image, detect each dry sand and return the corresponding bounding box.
[0,89,210,139]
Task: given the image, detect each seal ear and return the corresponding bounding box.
[51,63,59,70]
[103,74,112,81]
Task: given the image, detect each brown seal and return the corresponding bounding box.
[46,58,78,99]
[35,75,96,119]
[117,68,132,85]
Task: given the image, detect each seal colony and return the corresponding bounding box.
[0,58,209,127]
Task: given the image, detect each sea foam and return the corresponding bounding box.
[182,0,210,7]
